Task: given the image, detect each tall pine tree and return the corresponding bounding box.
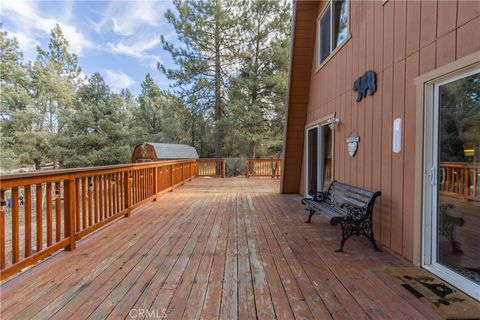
[159,0,242,158]
[227,0,290,158]
[57,73,130,167]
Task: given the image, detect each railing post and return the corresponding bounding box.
[246,160,249,178]
[63,179,76,251]
[171,165,174,188]
[271,158,274,178]
[222,160,225,178]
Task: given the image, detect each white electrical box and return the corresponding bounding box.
[393,118,402,153]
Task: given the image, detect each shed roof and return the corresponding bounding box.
[145,143,199,159]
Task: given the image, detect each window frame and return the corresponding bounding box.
[315,0,351,71]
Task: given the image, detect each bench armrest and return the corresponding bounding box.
[341,203,368,222]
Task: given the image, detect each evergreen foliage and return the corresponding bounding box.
[0,1,291,170]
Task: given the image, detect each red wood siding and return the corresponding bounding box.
[283,0,480,261]
[282,1,318,193]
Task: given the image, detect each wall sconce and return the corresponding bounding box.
[327,117,340,130]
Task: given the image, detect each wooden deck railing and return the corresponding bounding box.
[246,159,281,178]
[0,159,197,280]
[196,158,225,177]
[440,162,480,201]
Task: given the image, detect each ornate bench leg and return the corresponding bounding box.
[364,219,382,252]
[335,237,347,252]
[305,209,315,223]
[335,223,350,252]
[368,233,383,252]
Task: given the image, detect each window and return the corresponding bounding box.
[317,0,349,66]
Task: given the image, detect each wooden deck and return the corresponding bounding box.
[0,178,441,320]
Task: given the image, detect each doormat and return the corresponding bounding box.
[386,267,480,319]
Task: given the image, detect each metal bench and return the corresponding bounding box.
[302,180,382,253]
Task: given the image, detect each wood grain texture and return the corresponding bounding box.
[0,160,198,279]
[283,0,480,261]
[0,178,442,320]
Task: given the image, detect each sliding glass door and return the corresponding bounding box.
[423,68,480,300]
[306,124,333,196]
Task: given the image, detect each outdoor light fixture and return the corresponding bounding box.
[328,117,340,130]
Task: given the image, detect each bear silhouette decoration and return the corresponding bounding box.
[353,70,376,102]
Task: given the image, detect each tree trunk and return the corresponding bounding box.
[34,159,41,171]
[214,0,222,159]
[249,142,256,159]
[191,115,196,147]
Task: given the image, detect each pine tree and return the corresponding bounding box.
[227,0,290,158]
[128,73,187,146]
[159,0,242,158]
[32,24,81,167]
[0,29,33,168]
[57,73,130,167]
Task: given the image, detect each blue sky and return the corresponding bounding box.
[1,0,179,95]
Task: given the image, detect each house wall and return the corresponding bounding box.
[295,0,480,261]
[281,1,318,193]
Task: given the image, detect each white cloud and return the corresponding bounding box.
[104,70,135,92]
[7,31,41,61]
[2,0,95,56]
[107,35,162,64]
[93,1,171,36]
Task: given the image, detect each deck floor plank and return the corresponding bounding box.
[200,193,231,320]
[70,197,201,319]
[42,199,196,319]
[2,200,188,320]
[0,178,443,320]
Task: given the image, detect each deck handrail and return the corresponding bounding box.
[439,161,479,201]
[196,158,225,178]
[0,159,198,280]
[246,158,281,178]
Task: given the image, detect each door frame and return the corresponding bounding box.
[304,113,336,197]
[414,52,480,300]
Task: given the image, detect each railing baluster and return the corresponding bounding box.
[103,175,108,218]
[63,179,76,251]
[24,186,32,258]
[82,177,87,230]
[124,171,131,217]
[11,187,19,264]
[0,190,5,269]
[110,174,115,214]
[115,173,120,211]
[94,176,99,223]
[46,182,52,246]
[75,178,81,233]
[88,177,94,226]
[55,182,61,242]
[118,173,123,211]
[36,183,43,252]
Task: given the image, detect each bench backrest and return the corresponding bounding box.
[326,181,381,213]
